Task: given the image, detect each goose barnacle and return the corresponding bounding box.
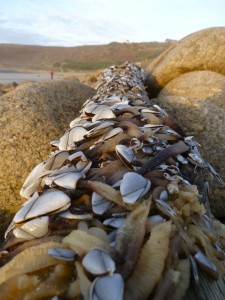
[20,161,50,199]
[194,250,218,279]
[120,172,151,204]
[14,190,71,223]
[155,199,177,219]
[86,121,115,138]
[44,164,77,186]
[92,192,113,215]
[97,127,123,143]
[147,215,165,232]
[115,144,136,168]
[92,108,116,122]
[48,248,76,262]
[58,126,88,150]
[68,151,92,174]
[59,210,93,220]
[13,216,49,241]
[90,273,124,300]
[50,172,85,190]
[83,104,109,116]
[82,248,115,275]
[43,150,69,171]
[103,217,126,228]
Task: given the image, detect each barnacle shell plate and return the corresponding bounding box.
[14,190,71,223]
[120,172,151,204]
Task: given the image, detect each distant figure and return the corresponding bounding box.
[50,70,54,79]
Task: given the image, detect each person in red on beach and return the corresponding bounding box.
[50,70,54,79]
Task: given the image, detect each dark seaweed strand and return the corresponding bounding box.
[137,140,190,175]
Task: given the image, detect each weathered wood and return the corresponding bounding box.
[185,272,225,300]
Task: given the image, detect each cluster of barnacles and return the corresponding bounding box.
[0,62,224,300]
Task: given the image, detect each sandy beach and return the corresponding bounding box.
[0,71,64,84]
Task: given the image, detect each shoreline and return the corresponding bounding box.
[0,70,91,85]
[0,71,64,84]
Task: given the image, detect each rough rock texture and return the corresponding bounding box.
[0,80,95,236]
[156,70,225,217]
[146,27,225,97]
[82,71,102,88]
[0,82,18,95]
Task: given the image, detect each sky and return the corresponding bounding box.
[1,0,225,47]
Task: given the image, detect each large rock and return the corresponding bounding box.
[0,80,95,236]
[156,70,225,217]
[146,27,225,97]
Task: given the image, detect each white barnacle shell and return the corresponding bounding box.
[90,273,124,300]
[176,154,188,164]
[111,103,130,110]
[68,151,92,174]
[58,131,70,150]
[108,229,117,245]
[206,162,224,185]
[43,150,69,171]
[14,190,71,223]
[115,144,136,167]
[97,127,123,143]
[44,165,77,186]
[92,192,112,215]
[51,172,85,189]
[50,140,60,148]
[120,172,151,204]
[184,136,201,147]
[103,217,126,228]
[84,104,108,116]
[87,121,115,138]
[58,126,88,150]
[129,138,143,151]
[142,145,154,155]
[159,190,169,202]
[188,152,204,166]
[13,216,49,240]
[82,248,115,276]
[69,117,90,128]
[141,109,161,124]
[69,151,86,161]
[59,210,93,220]
[4,220,15,239]
[194,251,218,278]
[164,173,182,182]
[48,248,76,261]
[147,215,165,232]
[20,161,50,199]
[143,124,163,129]
[106,100,129,108]
[92,108,116,122]
[81,98,95,109]
[189,255,199,284]
[155,199,177,218]
[165,126,181,137]
[153,104,168,116]
[102,96,122,105]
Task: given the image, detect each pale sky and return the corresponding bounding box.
[1,0,225,46]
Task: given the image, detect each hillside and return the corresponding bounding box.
[0,41,175,72]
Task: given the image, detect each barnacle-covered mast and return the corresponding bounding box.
[0,62,224,299]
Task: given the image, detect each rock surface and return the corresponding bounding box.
[0,82,18,95]
[146,27,225,97]
[0,80,95,236]
[156,70,225,217]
